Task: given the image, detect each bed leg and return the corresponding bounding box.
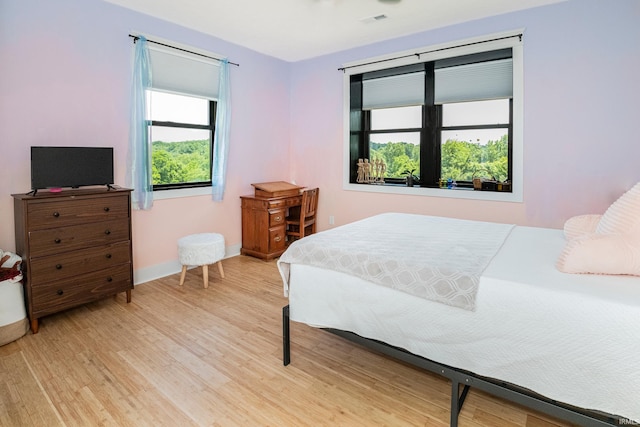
[458,384,470,412]
[451,380,460,427]
[450,380,471,427]
[283,305,291,366]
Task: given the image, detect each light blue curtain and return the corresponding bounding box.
[211,59,231,201]
[127,36,153,210]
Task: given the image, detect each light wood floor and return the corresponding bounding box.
[0,255,574,427]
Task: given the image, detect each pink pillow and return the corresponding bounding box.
[596,182,640,235]
[556,233,640,276]
[563,214,602,240]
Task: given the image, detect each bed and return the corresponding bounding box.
[278,213,640,427]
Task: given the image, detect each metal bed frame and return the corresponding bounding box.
[282,305,620,427]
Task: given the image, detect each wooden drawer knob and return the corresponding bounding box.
[106,254,112,259]
[55,264,62,270]
[56,289,63,296]
[54,238,61,244]
[107,277,113,282]
[104,230,111,235]
[104,207,110,212]
[274,236,282,242]
[53,211,60,218]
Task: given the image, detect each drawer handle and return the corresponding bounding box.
[56,289,63,296]
[53,212,60,218]
[274,236,282,242]
[106,253,112,259]
[55,264,62,270]
[107,277,113,282]
[275,216,282,221]
[54,238,61,244]
[105,230,111,235]
[104,207,110,212]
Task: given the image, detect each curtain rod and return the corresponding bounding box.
[129,34,239,67]
[338,33,522,72]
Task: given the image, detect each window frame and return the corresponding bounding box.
[148,92,217,191]
[342,30,524,203]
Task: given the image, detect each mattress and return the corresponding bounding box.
[285,225,640,422]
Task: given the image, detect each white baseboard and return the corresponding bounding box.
[133,243,242,285]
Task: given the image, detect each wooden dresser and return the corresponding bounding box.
[240,182,302,260]
[12,187,134,333]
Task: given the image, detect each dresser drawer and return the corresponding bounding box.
[269,226,286,252]
[269,209,286,227]
[29,219,130,258]
[268,196,301,209]
[29,241,131,286]
[30,264,132,318]
[241,197,269,211]
[26,195,129,230]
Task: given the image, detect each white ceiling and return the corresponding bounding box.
[104,0,566,62]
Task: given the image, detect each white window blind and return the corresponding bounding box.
[362,71,425,110]
[148,45,220,100]
[434,58,512,104]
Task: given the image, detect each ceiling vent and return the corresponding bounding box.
[360,14,388,24]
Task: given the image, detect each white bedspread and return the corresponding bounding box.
[279,213,514,311]
[284,224,640,422]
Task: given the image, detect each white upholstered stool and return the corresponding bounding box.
[177,233,225,289]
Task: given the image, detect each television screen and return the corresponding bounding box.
[31,146,114,191]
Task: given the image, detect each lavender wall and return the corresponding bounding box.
[289,0,640,229]
[0,0,291,273]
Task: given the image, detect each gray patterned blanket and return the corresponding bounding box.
[278,213,514,311]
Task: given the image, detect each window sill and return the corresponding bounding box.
[153,186,212,200]
[343,182,522,203]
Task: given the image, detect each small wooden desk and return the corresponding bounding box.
[240,182,302,260]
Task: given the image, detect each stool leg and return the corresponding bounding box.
[217,261,225,279]
[202,264,209,289]
[179,265,188,286]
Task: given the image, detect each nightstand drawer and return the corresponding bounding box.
[29,241,131,285]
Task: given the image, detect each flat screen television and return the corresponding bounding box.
[30,146,114,192]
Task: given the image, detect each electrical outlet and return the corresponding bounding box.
[329,215,335,225]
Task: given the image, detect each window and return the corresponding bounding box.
[440,99,510,185]
[344,32,523,200]
[146,43,222,191]
[369,105,421,180]
[147,91,215,190]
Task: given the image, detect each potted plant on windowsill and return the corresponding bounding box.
[403,169,420,187]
